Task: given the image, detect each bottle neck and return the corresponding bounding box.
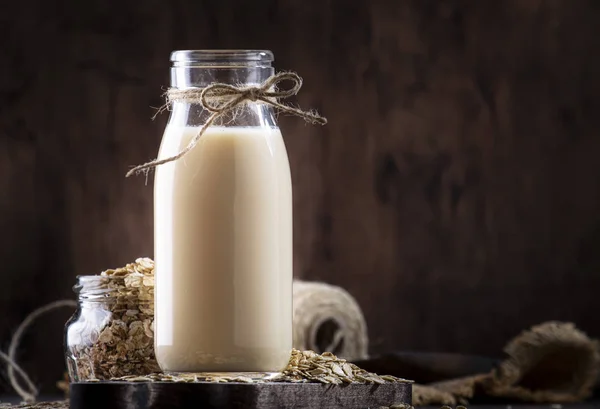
[171,66,275,89]
[166,51,278,127]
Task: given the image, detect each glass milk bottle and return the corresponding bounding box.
[154,50,293,374]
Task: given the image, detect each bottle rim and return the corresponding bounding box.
[170,50,274,67]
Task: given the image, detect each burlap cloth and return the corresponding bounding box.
[413,321,600,406]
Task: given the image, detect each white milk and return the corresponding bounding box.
[154,126,293,373]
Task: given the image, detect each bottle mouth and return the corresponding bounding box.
[170,50,274,67]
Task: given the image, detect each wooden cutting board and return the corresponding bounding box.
[70,381,412,409]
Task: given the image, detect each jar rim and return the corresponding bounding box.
[74,274,124,286]
[73,275,152,303]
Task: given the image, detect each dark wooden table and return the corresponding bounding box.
[2,395,599,408]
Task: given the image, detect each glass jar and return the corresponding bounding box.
[65,275,159,381]
[154,50,293,374]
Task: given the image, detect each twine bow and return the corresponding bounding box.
[126,72,327,177]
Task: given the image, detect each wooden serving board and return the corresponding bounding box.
[70,381,412,409]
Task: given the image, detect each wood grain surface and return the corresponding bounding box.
[69,381,412,409]
[1,0,600,393]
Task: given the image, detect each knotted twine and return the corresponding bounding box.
[126,71,327,177]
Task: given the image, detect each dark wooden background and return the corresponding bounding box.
[1,0,600,393]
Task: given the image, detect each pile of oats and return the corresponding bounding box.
[66,258,160,381]
[112,349,410,386]
[271,349,409,384]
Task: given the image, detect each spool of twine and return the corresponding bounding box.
[293,281,369,361]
